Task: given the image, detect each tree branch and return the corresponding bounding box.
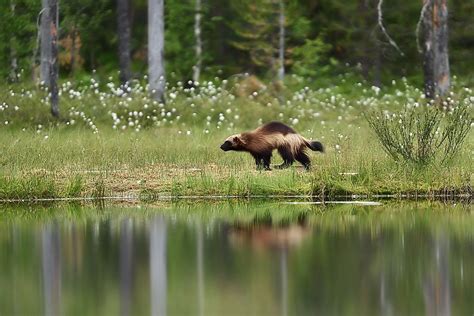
[416,0,431,53]
[377,0,404,56]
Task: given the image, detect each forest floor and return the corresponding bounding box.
[0,76,472,201]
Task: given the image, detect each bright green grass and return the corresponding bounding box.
[0,126,471,200]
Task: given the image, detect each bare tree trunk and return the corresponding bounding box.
[49,0,59,117]
[70,27,77,77]
[373,36,382,88]
[277,0,285,82]
[148,0,166,103]
[420,0,450,98]
[193,0,202,83]
[9,1,18,82]
[40,0,51,84]
[117,0,132,85]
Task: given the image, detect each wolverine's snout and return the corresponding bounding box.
[220,141,232,151]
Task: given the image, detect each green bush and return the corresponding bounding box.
[365,102,472,166]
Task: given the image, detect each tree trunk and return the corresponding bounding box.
[70,27,77,77]
[117,0,132,85]
[373,35,382,88]
[49,0,59,117]
[420,0,450,98]
[148,0,166,102]
[9,1,18,82]
[193,0,202,83]
[277,0,285,82]
[40,0,52,84]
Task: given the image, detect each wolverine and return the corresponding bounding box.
[220,121,324,170]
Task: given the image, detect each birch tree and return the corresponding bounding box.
[148,0,166,102]
[193,0,202,83]
[117,0,132,85]
[418,0,450,98]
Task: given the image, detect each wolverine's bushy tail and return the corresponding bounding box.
[308,141,324,152]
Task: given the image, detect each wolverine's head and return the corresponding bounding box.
[220,134,245,151]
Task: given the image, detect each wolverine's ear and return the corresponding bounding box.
[233,136,245,145]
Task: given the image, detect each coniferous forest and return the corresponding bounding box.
[1,0,473,86]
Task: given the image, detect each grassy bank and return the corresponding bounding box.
[0,76,472,200]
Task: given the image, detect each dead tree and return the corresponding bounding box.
[117,0,132,85]
[193,0,202,83]
[40,0,59,117]
[277,0,285,82]
[40,0,51,84]
[418,0,450,98]
[148,0,166,103]
[49,0,59,117]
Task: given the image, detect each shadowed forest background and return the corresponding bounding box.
[1,0,473,86]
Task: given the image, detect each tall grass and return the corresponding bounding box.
[0,77,472,200]
[365,100,472,166]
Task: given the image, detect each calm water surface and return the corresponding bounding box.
[0,201,472,316]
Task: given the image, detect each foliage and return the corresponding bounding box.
[228,0,281,75]
[365,101,473,166]
[0,1,473,83]
[291,37,337,78]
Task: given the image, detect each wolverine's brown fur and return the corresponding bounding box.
[220,121,324,170]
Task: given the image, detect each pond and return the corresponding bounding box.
[0,201,472,315]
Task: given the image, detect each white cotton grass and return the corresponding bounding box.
[0,72,472,146]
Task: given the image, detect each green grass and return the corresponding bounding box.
[0,76,472,200]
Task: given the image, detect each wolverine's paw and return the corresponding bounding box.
[275,163,291,169]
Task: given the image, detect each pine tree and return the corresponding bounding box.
[229,0,282,77]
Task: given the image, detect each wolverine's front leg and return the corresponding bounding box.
[262,154,272,171]
[252,154,264,170]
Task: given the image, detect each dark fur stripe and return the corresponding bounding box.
[257,121,296,135]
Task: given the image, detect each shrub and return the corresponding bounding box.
[365,102,472,166]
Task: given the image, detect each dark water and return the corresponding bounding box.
[0,201,472,316]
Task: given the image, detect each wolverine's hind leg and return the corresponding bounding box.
[295,151,311,170]
[276,146,294,169]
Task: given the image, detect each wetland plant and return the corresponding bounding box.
[365,101,472,166]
